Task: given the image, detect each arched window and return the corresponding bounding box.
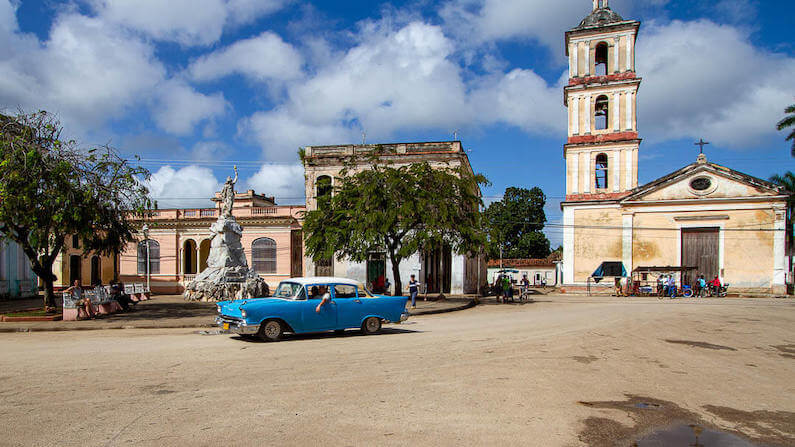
[595,42,608,76]
[595,95,609,130]
[252,238,277,274]
[137,240,160,275]
[316,175,332,209]
[595,153,609,190]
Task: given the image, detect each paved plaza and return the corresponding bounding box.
[0,295,793,446]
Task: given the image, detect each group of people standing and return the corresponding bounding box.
[655,273,725,298]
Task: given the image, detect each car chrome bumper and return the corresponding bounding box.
[215,316,260,335]
[400,312,409,322]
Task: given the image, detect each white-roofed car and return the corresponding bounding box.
[215,277,409,341]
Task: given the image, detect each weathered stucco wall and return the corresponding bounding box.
[630,208,777,290]
[572,207,623,282]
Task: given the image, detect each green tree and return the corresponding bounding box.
[483,187,551,260]
[770,171,794,281]
[302,160,487,295]
[777,104,795,156]
[0,111,154,310]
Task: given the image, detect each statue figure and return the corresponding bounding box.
[220,165,238,218]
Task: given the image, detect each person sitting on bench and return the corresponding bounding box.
[64,279,96,320]
[110,280,135,311]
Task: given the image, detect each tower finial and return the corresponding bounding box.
[593,0,608,11]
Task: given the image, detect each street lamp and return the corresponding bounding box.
[142,224,150,291]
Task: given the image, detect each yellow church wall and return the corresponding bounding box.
[630,208,777,290]
[573,207,623,282]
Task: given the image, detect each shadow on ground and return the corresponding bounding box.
[99,300,216,321]
[225,327,422,343]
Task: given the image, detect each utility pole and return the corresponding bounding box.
[142,224,150,291]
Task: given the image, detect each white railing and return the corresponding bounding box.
[252,207,277,215]
[183,210,198,217]
[183,274,196,283]
[200,209,216,217]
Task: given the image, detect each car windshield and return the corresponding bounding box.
[273,282,303,299]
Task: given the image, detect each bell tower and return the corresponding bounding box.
[563,0,641,200]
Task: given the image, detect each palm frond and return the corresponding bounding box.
[777,115,795,131]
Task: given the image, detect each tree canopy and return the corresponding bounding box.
[483,186,551,260]
[777,104,795,157]
[0,111,154,309]
[302,158,487,295]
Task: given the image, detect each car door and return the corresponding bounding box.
[300,284,337,332]
[332,284,362,328]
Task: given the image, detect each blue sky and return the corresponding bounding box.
[2,0,793,247]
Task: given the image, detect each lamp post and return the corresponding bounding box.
[142,224,150,291]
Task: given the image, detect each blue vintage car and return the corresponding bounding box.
[215,277,409,341]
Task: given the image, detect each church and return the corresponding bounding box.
[561,1,790,294]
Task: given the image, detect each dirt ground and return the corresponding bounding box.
[0,295,793,446]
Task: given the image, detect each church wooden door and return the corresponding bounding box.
[681,227,719,283]
[290,230,303,277]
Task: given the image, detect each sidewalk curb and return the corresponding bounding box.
[409,299,477,316]
[0,301,478,332]
[0,323,216,333]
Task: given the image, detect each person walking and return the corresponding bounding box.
[502,274,512,303]
[408,274,420,310]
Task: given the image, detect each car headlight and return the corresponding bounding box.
[240,307,247,318]
[216,304,222,313]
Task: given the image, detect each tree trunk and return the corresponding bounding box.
[388,251,403,296]
[42,278,56,310]
[30,258,57,310]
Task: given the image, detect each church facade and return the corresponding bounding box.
[561,1,790,294]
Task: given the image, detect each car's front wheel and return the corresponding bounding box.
[361,317,382,335]
[259,319,283,342]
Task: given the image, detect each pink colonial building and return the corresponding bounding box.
[116,190,305,294]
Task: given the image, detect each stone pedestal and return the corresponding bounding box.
[183,215,269,302]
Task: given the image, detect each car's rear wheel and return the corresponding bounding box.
[361,317,382,335]
[259,319,283,342]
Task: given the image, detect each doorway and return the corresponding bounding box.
[183,240,197,274]
[291,230,303,277]
[681,227,719,284]
[367,252,386,293]
[90,256,101,285]
[315,258,333,276]
[198,239,211,273]
[421,245,452,294]
[69,255,81,284]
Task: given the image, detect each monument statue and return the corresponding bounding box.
[220,166,238,218]
[183,166,269,302]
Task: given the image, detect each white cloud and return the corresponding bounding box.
[637,19,795,147]
[0,2,231,136]
[438,0,658,54]
[240,108,356,161]
[151,80,228,135]
[146,165,222,209]
[188,32,303,82]
[226,0,289,25]
[469,69,564,135]
[439,0,584,51]
[88,0,289,46]
[0,10,165,132]
[245,163,306,204]
[239,20,565,160]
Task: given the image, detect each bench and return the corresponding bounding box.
[124,283,151,302]
[62,286,123,321]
